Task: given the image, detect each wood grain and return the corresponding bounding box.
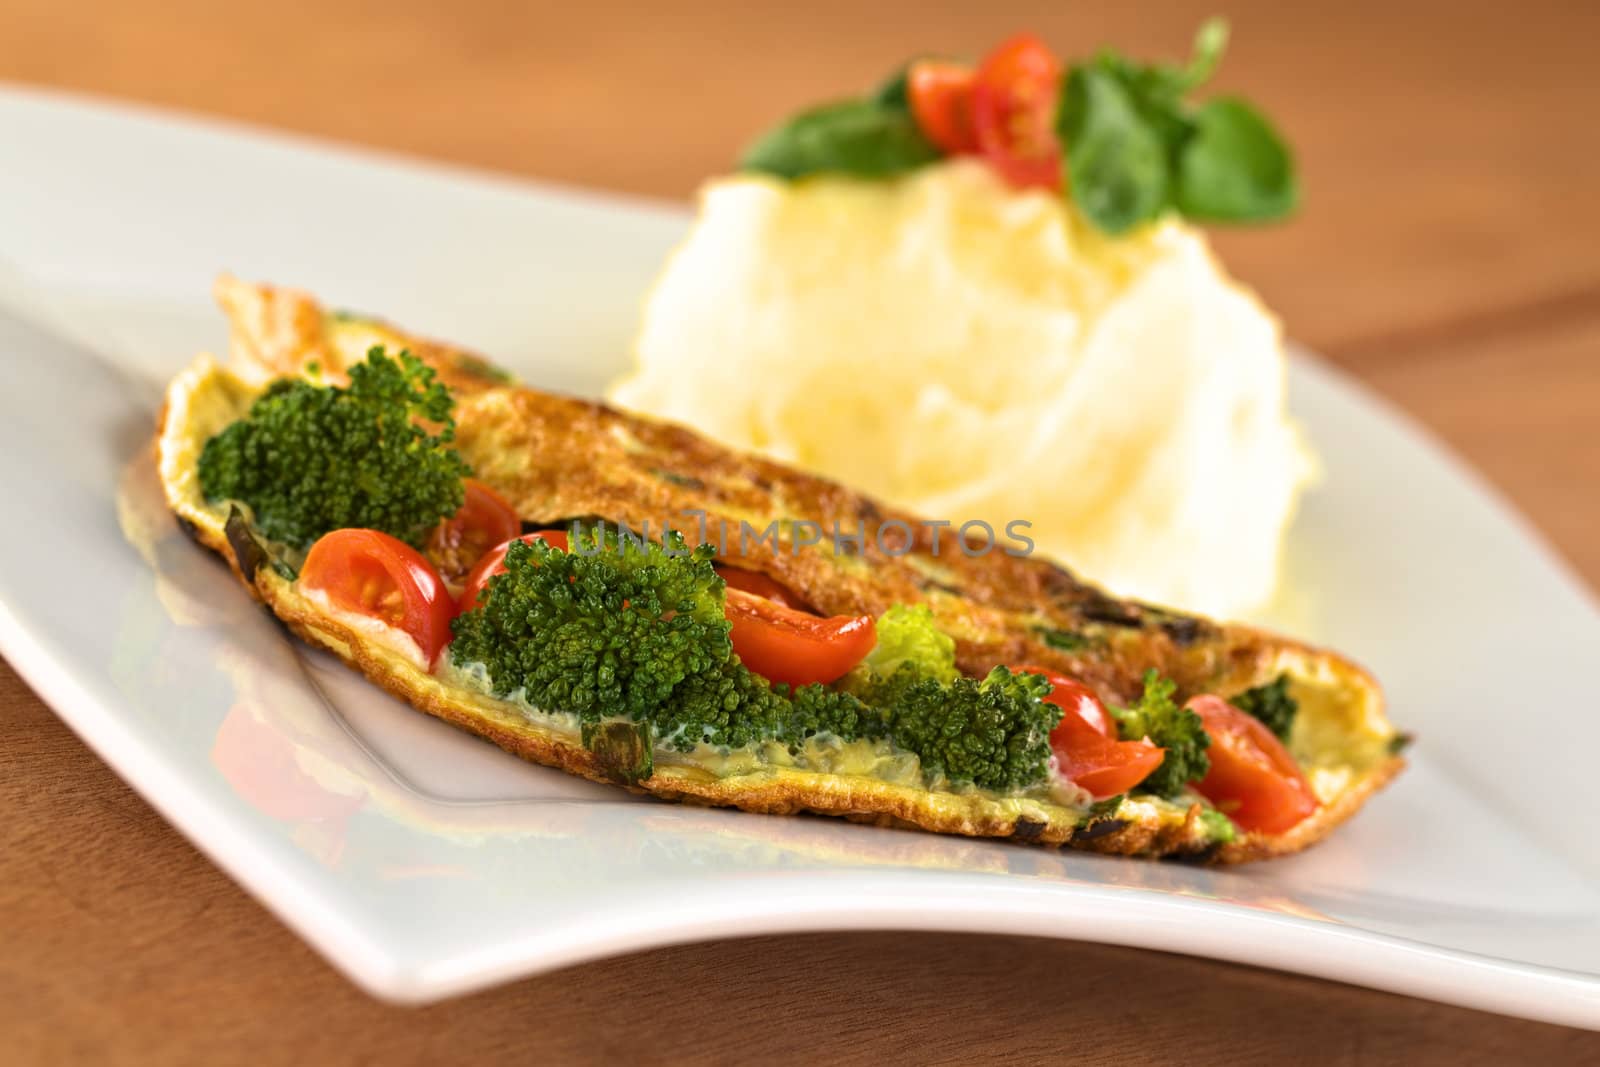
[2,0,1598,1060]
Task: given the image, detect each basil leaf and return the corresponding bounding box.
[1087,57,1185,152]
[740,99,940,180]
[1175,96,1298,221]
[872,64,914,109]
[1060,67,1169,235]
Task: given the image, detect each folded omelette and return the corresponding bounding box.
[156,276,1404,863]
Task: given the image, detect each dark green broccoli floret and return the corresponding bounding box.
[197,347,468,549]
[1109,669,1210,798]
[864,666,1057,792]
[783,684,886,746]
[450,531,1062,791]
[653,659,782,750]
[452,528,882,743]
[451,531,732,725]
[660,670,885,752]
[1230,673,1297,741]
[453,529,875,750]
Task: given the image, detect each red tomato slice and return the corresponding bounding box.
[725,588,876,688]
[714,565,809,611]
[427,479,521,581]
[1012,665,1115,735]
[908,59,978,154]
[970,32,1063,190]
[456,529,569,614]
[1188,695,1320,834]
[1013,665,1164,799]
[1052,712,1167,800]
[301,529,456,667]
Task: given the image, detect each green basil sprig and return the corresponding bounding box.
[740,97,940,180]
[1060,66,1170,235]
[739,17,1297,234]
[1060,18,1298,234]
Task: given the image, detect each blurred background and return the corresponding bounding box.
[4,0,1594,581]
[2,1,1598,1061]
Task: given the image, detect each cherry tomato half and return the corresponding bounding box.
[427,479,521,581]
[715,565,809,611]
[908,59,979,154]
[456,529,569,614]
[724,588,876,688]
[1188,695,1319,834]
[1013,666,1165,799]
[1052,712,1167,800]
[301,528,456,667]
[1013,665,1115,735]
[970,32,1063,190]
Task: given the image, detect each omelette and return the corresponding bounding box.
[156,276,1404,863]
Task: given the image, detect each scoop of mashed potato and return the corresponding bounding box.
[608,159,1313,617]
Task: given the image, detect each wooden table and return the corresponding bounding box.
[3,1,1597,1061]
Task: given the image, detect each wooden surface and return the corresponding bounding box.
[2,0,1598,1061]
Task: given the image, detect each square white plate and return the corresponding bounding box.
[1,85,1597,1026]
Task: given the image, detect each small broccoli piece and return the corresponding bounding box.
[1198,808,1237,843]
[660,671,885,751]
[781,684,887,747]
[1088,794,1125,818]
[1109,669,1210,798]
[1035,626,1089,652]
[1230,673,1297,741]
[197,347,468,548]
[865,666,1057,792]
[654,659,786,749]
[850,603,958,685]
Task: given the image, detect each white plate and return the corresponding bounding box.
[1,85,1597,1026]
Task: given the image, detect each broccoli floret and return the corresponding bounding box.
[661,670,884,752]
[868,666,1058,792]
[854,603,958,684]
[452,528,885,748]
[784,684,886,746]
[197,347,468,548]
[1231,673,1297,741]
[652,660,778,749]
[451,531,732,725]
[451,533,1062,791]
[1109,669,1210,798]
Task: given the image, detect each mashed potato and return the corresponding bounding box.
[608,159,1313,617]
